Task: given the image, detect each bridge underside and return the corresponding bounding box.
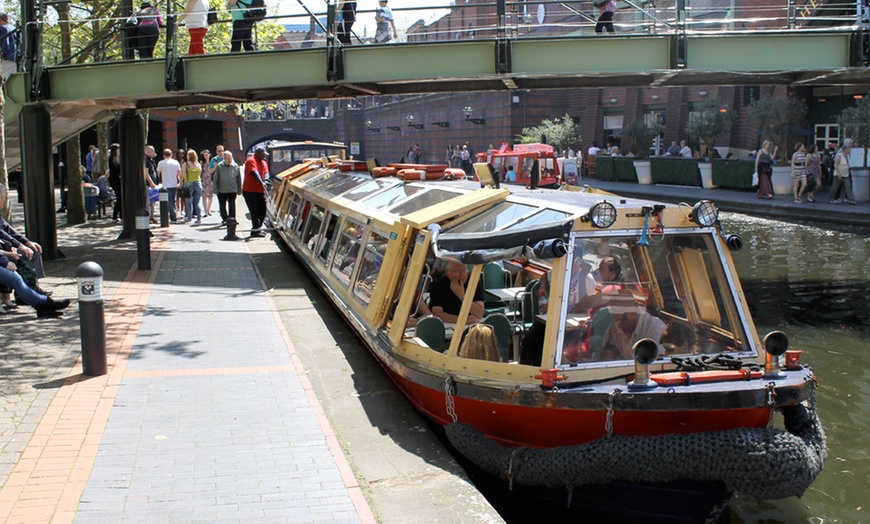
[2,31,865,168]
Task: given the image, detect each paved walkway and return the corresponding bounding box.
[0,202,373,523]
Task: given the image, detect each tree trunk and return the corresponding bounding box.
[97,122,108,175]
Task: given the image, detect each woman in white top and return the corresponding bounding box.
[179,0,209,55]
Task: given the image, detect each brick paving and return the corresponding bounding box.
[0,193,373,524]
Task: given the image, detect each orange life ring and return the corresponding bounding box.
[397,169,447,181]
[372,166,398,177]
[444,168,466,179]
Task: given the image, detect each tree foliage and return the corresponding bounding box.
[836,96,870,149]
[750,94,806,160]
[686,99,736,160]
[622,118,664,158]
[516,114,581,152]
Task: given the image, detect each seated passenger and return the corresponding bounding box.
[459,323,501,362]
[660,321,698,355]
[600,304,666,360]
[504,165,517,183]
[429,261,485,324]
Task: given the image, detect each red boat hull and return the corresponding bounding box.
[384,367,772,448]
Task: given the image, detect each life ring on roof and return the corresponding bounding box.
[444,168,467,179]
[372,166,398,177]
[397,169,450,181]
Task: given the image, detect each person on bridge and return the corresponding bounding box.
[227,0,256,52]
[0,12,18,79]
[595,0,616,34]
[179,0,208,55]
[375,0,397,43]
[243,147,269,237]
[336,1,357,44]
[132,2,163,59]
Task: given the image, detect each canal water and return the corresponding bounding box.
[722,213,869,524]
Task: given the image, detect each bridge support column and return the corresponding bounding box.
[19,104,61,260]
[118,109,147,240]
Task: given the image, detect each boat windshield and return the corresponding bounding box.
[388,189,457,216]
[445,202,537,233]
[550,232,751,368]
[361,184,424,209]
[341,179,395,201]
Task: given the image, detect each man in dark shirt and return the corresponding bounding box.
[428,261,485,324]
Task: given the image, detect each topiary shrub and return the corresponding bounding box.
[596,157,638,182]
[650,157,702,186]
[712,159,755,190]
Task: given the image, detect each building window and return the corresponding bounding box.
[815,124,839,151]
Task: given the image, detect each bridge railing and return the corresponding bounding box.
[18,0,864,69]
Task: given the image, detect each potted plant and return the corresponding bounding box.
[836,96,870,201]
[622,117,664,184]
[686,98,736,189]
[750,93,807,195]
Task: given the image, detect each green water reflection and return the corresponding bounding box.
[722,213,870,523]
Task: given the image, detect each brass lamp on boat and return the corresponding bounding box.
[762,331,789,378]
[628,338,659,390]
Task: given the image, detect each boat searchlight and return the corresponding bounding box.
[628,339,659,390]
[583,201,617,228]
[691,200,719,227]
[762,331,789,379]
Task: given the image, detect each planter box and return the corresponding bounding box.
[771,165,792,195]
[650,157,702,186]
[634,160,652,184]
[595,157,638,183]
[852,167,870,202]
[698,163,715,188]
[712,159,755,190]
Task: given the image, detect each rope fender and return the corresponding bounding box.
[445,403,826,500]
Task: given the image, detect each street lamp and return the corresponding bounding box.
[406,114,424,129]
[366,120,380,132]
[463,106,485,125]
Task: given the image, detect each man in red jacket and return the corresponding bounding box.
[243,147,269,237]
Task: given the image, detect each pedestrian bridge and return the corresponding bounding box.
[3,0,870,169]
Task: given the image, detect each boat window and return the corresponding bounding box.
[353,229,390,306]
[309,172,355,194]
[303,204,326,251]
[445,202,537,233]
[341,179,393,201]
[293,200,312,239]
[554,233,748,368]
[503,209,570,230]
[361,184,423,209]
[303,171,333,188]
[389,189,456,216]
[324,173,372,196]
[330,219,366,288]
[286,193,303,231]
[312,211,340,264]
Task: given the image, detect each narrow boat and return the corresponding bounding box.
[265,160,825,519]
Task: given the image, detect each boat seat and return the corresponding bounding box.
[415,315,446,351]
[482,313,513,362]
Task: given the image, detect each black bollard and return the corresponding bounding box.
[159,188,169,228]
[223,217,240,241]
[76,262,107,377]
[136,207,151,270]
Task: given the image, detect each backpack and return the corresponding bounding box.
[243,0,266,22]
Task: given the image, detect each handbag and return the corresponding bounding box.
[751,171,759,187]
[177,185,191,199]
[124,15,139,28]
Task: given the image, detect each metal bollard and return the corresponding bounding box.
[76,262,107,377]
[159,188,169,228]
[223,217,240,241]
[136,208,151,270]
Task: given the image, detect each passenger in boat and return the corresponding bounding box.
[600,303,666,360]
[504,165,517,183]
[428,261,485,324]
[459,324,501,362]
